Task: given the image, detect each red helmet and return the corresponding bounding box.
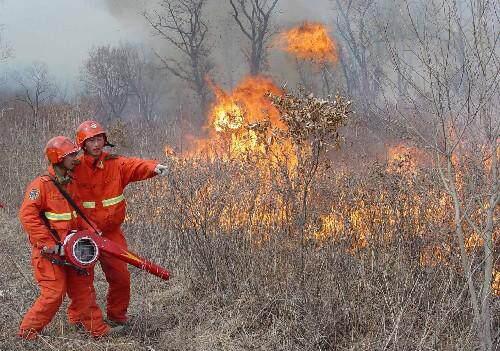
[45,136,80,164]
[76,120,108,147]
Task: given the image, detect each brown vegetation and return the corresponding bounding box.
[0,90,498,350]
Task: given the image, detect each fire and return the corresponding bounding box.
[464,232,483,250]
[492,269,500,296]
[157,126,500,292]
[208,82,245,133]
[164,145,175,157]
[213,102,244,132]
[159,73,496,290]
[184,76,285,159]
[387,144,428,174]
[208,76,283,132]
[277,22,338,63]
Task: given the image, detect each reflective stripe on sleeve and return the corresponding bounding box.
[45,211,74,221]
[102,194,125,207]
[82,201,96,208]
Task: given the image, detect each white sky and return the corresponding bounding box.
[0,0,145,85]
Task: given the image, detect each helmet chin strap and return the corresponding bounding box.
[53,164,72,185]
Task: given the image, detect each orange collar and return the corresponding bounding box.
[82,152,107,169]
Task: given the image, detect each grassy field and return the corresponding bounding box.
[0,106,498,350]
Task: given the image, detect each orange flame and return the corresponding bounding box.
[277,22,338,63]
[387,144,428,174]
[182,76,284,159]
[492,269,500,296]
[164,145,175,157]
[208,76,283,132]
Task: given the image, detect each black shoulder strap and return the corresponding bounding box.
[40,212,62,244]
[47,175,100,235]
[37,175,62,244]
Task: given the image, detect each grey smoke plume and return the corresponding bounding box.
[101,0,334,89]
[90,0,338,127]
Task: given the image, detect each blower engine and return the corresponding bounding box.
[62,230,170,281]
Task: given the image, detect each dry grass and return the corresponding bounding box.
[0,105,498,350]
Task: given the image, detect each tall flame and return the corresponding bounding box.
[184,76,284,159]
[208,76,283,132]
[387,144,428,174]
[277,22,338,63]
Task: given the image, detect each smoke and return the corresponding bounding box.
[103,0,146,19]
[96,0,339,132]
[101,0,333,33]
[99,0,160,49]
[101,0,334,89]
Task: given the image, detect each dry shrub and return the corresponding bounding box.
[127,155,478,350]
[1,99,498,350]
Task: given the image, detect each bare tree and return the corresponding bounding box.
[0,26,11,90]
[145,0,213,122]
[124,46,166,121]
[82,45,131,120]
[381,0,499,349]
[12,62,56,120]
[332,0,385,103]
[228,0,279,75]
[0,27,11,63]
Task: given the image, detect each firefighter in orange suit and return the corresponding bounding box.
[18,136,115,340]
[67,120,169,326]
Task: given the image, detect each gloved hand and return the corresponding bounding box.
[42,244,65,256]
[154,164,169,177]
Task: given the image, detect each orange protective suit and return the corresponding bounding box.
[18,166,110,339]
[68,152,158,323]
